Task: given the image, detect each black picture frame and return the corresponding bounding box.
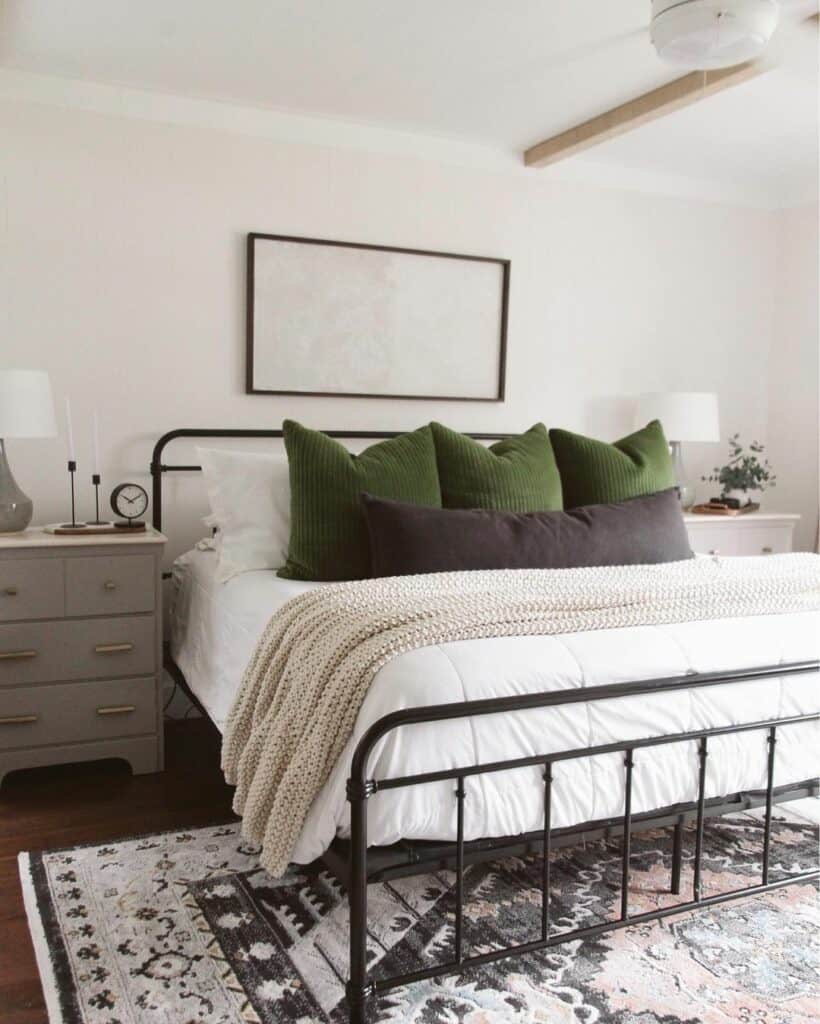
[245,232,509,402]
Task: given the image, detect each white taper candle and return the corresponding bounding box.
[64,397,75,462]
[92,410,100,476]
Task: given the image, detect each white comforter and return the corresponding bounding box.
[172,547,819,865]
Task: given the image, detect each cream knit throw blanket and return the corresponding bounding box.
[222,554,820,875]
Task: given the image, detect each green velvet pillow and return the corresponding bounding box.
[279,421,442,581]
[549,419,675,508]
[430,422,562,512]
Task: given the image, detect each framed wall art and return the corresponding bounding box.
[246,233,509,401]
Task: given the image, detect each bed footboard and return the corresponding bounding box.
[342,661,820,1024]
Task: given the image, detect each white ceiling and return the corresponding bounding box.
[1,0,817,204]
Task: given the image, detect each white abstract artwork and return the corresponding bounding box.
[247,234,508,400]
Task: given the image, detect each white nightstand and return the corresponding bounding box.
[0,527,166,787]
[684,511,799,557]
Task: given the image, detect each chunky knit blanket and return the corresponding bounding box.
[222,554,820,875]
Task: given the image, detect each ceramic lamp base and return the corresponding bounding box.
[0,439,33,533]
[670,441,694,510]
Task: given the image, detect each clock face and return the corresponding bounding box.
[111,483,148,521]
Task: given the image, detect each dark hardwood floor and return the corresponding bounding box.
[0,719,235,1024]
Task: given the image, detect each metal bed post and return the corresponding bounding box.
[454,777,466,964]
[346,775,375,1024]
[671,821,684,895]
[762,725,777,884]
[621,749,634,921]
[541,764,552,941]
[693,736,709,901]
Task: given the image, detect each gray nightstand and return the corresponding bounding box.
[0,527,166,787]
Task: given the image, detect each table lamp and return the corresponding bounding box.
[635,391,720,508]
[0,370,58,532]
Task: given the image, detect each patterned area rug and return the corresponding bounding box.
[20,814,819,1024]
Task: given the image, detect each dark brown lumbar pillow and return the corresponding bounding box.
[362,487,692,577]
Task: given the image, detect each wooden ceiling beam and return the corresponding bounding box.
[524,61,766,168]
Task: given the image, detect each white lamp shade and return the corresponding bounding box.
[635,392,720,443]
[0,370,58,438]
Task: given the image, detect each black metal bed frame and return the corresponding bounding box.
[151,428,819,1024]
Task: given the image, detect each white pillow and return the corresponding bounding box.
[197,447,290,582]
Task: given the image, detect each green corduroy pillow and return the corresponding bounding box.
[430,422,562,512]
[279,421,442,581]
[549,419,675,508]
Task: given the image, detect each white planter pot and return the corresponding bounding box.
[724,488,752,506]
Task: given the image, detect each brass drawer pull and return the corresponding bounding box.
[0,714,38,725]
[103,580,117,590]
[0,649,37,661]
[3,586,18,596]
[94,642,134,654]
[96,704,136,716]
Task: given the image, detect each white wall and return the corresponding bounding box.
[767,205,820,552]
[1,95,803,562]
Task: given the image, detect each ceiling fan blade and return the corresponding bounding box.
[778,0,819,32]
[547,25,648,70]
[495,25,648,92]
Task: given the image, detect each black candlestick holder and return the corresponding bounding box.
[60,460,83,530]
[86,473,109,526]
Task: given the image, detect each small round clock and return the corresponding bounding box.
[111,483,148,529]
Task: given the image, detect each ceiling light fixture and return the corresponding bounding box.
[650,0,780,69]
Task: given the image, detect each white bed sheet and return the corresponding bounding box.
[171,546,820,865]
[170,545,324,731]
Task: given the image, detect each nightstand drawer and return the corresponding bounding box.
[0,616,156,685]
[0,621,67,684]
[66,555,155,617]
[736,527,793,556]
[685,514,797,558]
[66,616,156,680]
[685,525,740,557]
[0,677,157,751]
[0,559,64,622]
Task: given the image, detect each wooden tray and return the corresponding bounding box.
[689,502,760,517]
[44,522,147,536]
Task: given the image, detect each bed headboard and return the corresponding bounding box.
[150,427,513,533]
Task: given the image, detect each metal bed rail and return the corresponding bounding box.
[344,660,820,1023]
[149,427,513,534]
